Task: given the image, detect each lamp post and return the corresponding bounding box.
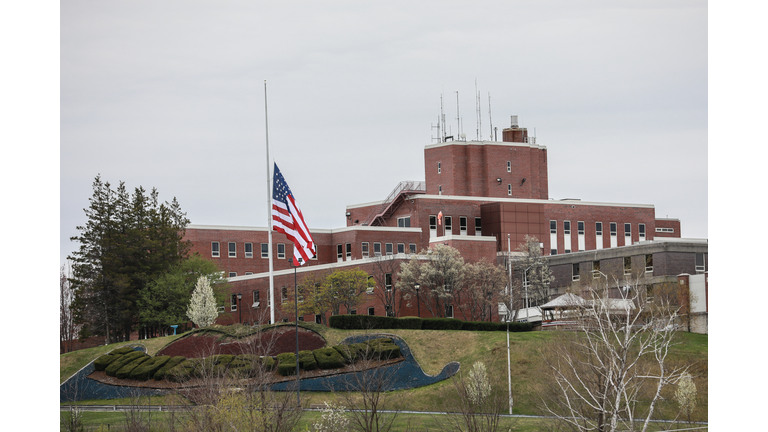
[414,283,421,317]
[237,293,242,324]
[289,257,302,408]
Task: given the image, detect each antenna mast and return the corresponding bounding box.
[455,91,461,140]
[488,92,494,141]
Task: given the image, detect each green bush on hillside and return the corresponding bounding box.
[93,354,119,371]
[129,355,171,381]
[105,351,146,377]
[313,347,345,369]
[153,356,186,381]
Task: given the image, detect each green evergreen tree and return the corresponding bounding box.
[69,175,190,343]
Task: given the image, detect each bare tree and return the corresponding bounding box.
[541,273,690,432]
[60,263,79,354]
[334,337,404,432]
[369,255,402,317]
[438,360,508,432]
[397,244,466,318]
[457,260,507,322]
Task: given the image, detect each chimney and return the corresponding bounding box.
[502,115,528,143]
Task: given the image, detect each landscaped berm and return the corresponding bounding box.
[60,323,460,402]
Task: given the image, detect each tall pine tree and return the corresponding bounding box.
[68,175,190,343]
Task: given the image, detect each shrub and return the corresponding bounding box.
[116,353,150,379]
[333,345,355,363]
[372,342,401,360]
[299,350,317,371]
[111,346,137,356]
[105,351,146,377]
[460,320,499,332]
[421,318,463,330]
[167,358,202,382]
[129,355,170,381]
[153,356,186,381]
[93,353,119,371]
[276,352,298,376]
[313,347,345,370]
[397,316,423,329]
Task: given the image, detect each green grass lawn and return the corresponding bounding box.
[61,326,708,429]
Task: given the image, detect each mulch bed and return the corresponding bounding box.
[156,326,325,358]
[87,357,404,390]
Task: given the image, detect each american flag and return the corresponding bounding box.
[272,163,315,264]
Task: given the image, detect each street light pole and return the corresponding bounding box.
[415,283,421,318]
[237,293,243,324]
[506,234,513,415]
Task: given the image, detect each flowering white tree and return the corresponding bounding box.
[312,401,349,432]
[186,276,218,328]
[467,362,491,406]
[675,373,697,423]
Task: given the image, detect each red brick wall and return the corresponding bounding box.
[425,142,548,200]
[654,219,682,238]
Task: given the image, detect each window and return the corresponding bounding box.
[366,276,375,294]
[277,243,285,259]
[656,227,674,233]
[624,223,632,243]
[231,294,238,312]
[346,243,352,259]
[253,291,260,307]
[397,243,405,254]
[228,272,236,278]
[337,244,343,261]
[695,253,706,273]
[245,272,253,275]
[397,216,411,227]
[592,260,601,279]
[444,216,452,233]
[245,242,253,258]
[429,215,437,231]
[350,309,357,315]
[281,287,288,301]
[368,307,375,316]
[374,242,382,256]
[550,220,557,234]
[437,162,441,174]
[385,273,392,291]
[229,242,236,258]
[475,217,482,236]
[577,221,585,235]
[596,222,603,236]
[212,242,220,257]
[362,242,369,258]
[645,254,653,273]
[508,184,512,195]
[460,217,467,235]
[572,263,580,281]
[438,185,442,195]
[624,257,632,275]
[563,221,571,235]
[639,224,646,237]
[610,223,617,237]
[261,243,269,258]
[315,314,322,324]
[507,161,511,172]
[445,304,454,318]
[385,243,393,255]
[218,305,225,313]
[409,243,417,253]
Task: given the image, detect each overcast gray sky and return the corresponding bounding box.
[59,0,707,266]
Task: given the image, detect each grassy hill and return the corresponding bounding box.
[60,325,708,421]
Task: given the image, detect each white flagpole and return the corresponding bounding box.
[265,80,275,324]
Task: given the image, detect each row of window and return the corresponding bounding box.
[428,215,481,236]
[549,221,648,255]
[338,242,418,261]
[437,160,515,174]
[212,241,299,260]
[569,253,706,281]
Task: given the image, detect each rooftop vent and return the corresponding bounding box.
[510,115,519,128]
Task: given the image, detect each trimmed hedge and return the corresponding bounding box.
[167,358,202,382]
[153,356,186,381]
[329,314,533,332]
[129,356,171,381]
[93,354,119,371]
[298,350,317,371]
[116,353,150,379]
[105,351,146,377]
[276,352,298,376]
[312,347,345,369]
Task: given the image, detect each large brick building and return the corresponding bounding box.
[184,115,703,326]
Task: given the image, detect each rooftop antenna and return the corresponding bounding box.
[441,92,447,142]
[455,91,461,140]
[475,80,481,141]
[431,115,441,143]
[488,92,494,141]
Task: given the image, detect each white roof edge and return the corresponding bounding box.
[424,140,547,151]
[412,195,655,209]
[187,224,420,234]
[227,254,419,282]
[429,234,497,243]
